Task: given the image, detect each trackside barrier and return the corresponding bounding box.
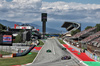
[63,40,80,52]
[13,41,32,46]
[63,40,100,62]
[85,49,100,61]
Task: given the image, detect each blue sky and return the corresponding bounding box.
[43,0,100,4]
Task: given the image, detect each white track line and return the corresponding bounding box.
[52,43,55,55]
[23,40,46,66]
[32,41,46,63]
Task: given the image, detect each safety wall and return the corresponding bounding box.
[63,40,80,52]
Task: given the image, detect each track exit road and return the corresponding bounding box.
[26,38,85,66]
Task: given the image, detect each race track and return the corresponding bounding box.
[27,38,85,66]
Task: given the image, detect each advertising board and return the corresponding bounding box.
[16,26,32,29]
[3,35,12,44]
[0,31,12,46]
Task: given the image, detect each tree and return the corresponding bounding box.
[3,26,7,30]
[0,23,7,30]
[20,29,25,33]
[13,34,22,43]
[0,24,3,30]
[71,29,80,36]
[95,24,100,31]
[85,26,92,30]
[0,25,2,30]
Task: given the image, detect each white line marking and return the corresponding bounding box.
[32,43,45,63]
[52,43,55,55]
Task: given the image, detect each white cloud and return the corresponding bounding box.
[0,0,100,23]
[41,1,100,23]
[0,0,42,23]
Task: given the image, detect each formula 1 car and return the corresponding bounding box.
[62,47,66,50]
[46,49,51,52]
[61,55,71,60]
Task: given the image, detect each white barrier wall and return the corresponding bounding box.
[63,40,80,52]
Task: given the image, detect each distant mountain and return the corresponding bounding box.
[0,20,23,28]
[0,19,61,33]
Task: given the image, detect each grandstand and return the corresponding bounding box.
[90,37,100,47]
[87,36,100,48]
[70,27,96,39]
[61,22,81,37]
[81,31,100,43]
[62,22,100,56]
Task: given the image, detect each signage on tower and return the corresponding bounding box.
[41,13,47,22]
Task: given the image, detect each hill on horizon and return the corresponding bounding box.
[0,19,61,34]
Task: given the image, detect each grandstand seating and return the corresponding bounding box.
[88,37,100,47]
[71,27,96,38]
[97,43,100,47]
[93,37,100,43]
[81,31,100,43]
[91,37,100,44]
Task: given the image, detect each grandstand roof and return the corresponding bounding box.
[62,22,81,32]
[62,22,73,28]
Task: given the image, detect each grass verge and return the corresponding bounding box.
[0,52,37,66]
[0,51,12,55]
[38,40,44,46]
[58,39,65,44]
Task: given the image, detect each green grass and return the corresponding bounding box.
[84,61,100,66]
[38,40,44,46]
[0,52,37,66]
[58,39,65,44]
[0,51,11,55]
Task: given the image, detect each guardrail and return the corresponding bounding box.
[13,43,27,46]
[13,41,32,46]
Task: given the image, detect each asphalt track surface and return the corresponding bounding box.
[27,38,85,66]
